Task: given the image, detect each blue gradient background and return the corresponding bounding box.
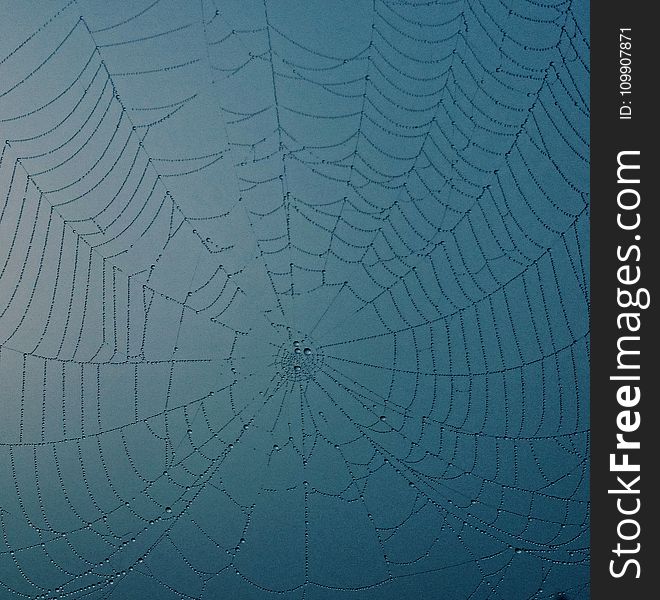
[0,1,589,598]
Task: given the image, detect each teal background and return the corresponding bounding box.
[0,1,589,598]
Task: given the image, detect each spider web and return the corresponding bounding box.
[0,0,589,598]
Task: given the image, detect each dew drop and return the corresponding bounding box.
[303,347,312,355]
[165,507,172,514]
[293,365,301,373]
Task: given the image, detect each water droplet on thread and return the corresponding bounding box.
[303,348,312,355]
